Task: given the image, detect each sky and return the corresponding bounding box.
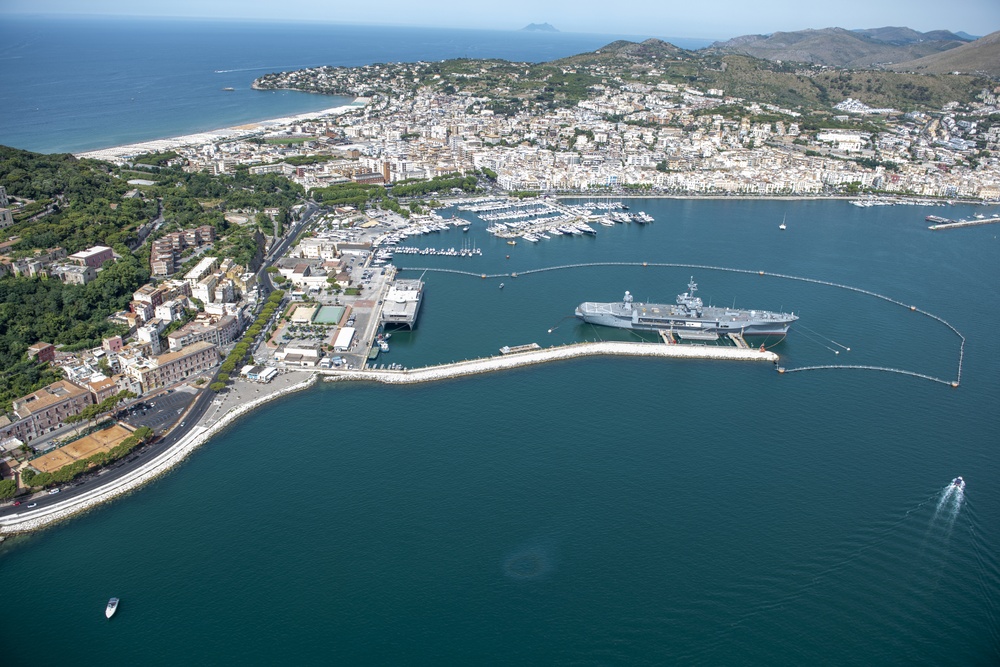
[1,0,998,40]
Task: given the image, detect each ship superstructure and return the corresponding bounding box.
[575,277,797,336]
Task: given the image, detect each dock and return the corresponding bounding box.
[927,216,1000,230]
[321,340,778,386]
[380,278,424,330]
[727,333,749,349]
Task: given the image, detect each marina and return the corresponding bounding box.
[3,197,995,666]
[474,198,655,240]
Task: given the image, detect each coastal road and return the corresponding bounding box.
[0,369,222,519]
[0,201,325,519]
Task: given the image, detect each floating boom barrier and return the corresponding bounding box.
[401,262,965,387]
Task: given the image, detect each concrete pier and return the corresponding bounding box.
[323,340,777,385]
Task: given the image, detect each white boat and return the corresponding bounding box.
[105,598,119,619]
[779,214,787,231]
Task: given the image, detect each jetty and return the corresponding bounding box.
[927,216,1000,230]
[321,340,777,385]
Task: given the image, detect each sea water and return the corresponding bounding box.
[2,199,998,665]
[0,16,697,154]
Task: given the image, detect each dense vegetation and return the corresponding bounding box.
[0,253,149,411]
[218,290,285,379]
[0,146,159,253]
[322,38,988,115]
[0,147,308,411]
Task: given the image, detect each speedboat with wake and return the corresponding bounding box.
[951,476,965,491]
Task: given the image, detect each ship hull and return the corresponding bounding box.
[575,302,796,336]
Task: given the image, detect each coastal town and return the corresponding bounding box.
[79,52,1000,199]
[2,39,999,530]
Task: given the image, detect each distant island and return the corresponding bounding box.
[521,23,558,32]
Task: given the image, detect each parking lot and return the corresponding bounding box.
[122,387,198,434]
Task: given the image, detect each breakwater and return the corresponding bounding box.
[401,262,965,386]
[322,340,777,385]
[0,375,318,535]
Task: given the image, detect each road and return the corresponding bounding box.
[0,202,327,519]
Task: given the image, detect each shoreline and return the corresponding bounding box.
[0,373,318,536]
[0,341,773,534]
[73,100,363,162]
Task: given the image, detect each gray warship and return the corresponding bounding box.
[575,277,798,336]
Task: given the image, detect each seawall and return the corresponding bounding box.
[0,375,318,535]
[1,342,773,533]
[322,340,778,385]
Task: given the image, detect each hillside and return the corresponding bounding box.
[889,30,1000,77]
[254,35,990,118]
[551,39,986,113]
[707,26,971,68]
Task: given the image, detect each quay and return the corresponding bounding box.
[322,340,777,385]
[928,216,1000,230]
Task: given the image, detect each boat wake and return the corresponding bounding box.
[929,476,965,539]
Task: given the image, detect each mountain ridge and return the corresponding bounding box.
[705,26,973,68]
[889,30,1000,77]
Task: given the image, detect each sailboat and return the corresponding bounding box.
[779,214,787,231]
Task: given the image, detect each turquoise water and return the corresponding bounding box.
[3,199,999,664]
[0,17,686,154]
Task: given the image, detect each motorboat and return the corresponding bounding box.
[106,598,119,619]
[951,476,965,491]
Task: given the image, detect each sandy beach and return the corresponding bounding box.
[74,101,363,163]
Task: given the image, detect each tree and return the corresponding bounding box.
[210,382,226,392]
